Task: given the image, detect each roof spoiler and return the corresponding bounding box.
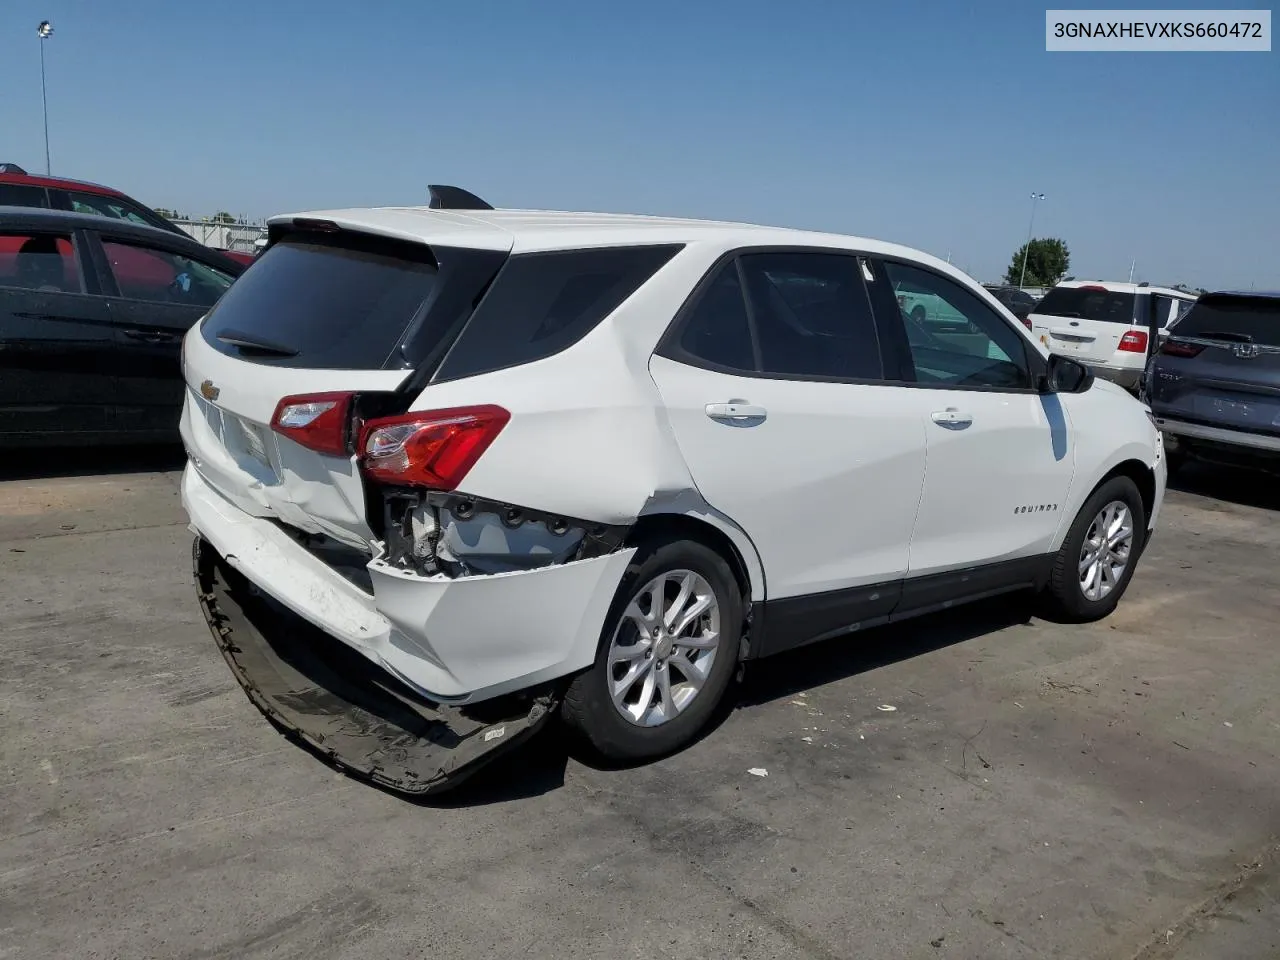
[428,184,493,211]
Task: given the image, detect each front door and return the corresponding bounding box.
[0,227,116,440]
[648,251,927,648]
[95,234,236,434]
[871,258,1077,585]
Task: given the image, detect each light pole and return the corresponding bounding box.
[37,21,53,175]
[1018,192,1045,291]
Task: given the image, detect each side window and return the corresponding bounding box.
[68,191,155,228]
[881,261,1032,390]
[436,244,682,381]
[676,262,756,372]
[101,239,234,306]
[0,231,81,293]
[737,252,883,379]
[0,184,51,208]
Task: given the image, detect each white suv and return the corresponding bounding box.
[181,195,1166,793]
[1028,281,1197,392]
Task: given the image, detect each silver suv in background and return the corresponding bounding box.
[1144,291,1280,474]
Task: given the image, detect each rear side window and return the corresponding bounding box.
[0,231,81,293]
[677,263,756,372]
[200,238,439,369]
[434,244,682,382]
[0,184,50,208]
[1173,296,1280,347]
[1034,286,1136,325]
[102,239,235,307]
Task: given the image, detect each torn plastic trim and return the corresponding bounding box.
[376,488,629,578]
[193,537,557,797]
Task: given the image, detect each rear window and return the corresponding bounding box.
[1034,286,1136,325]
[433,244,682,382]
[200,237,440,369]
[0,184,50,208]
[1172,296,1280,347]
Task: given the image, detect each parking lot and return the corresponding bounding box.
[1,449,1277,960]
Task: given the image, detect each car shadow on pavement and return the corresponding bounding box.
[0,443,186,481]
[428,592,1038,807]
[1168,460,1280,512]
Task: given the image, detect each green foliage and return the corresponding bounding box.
[1005,238,1070,288]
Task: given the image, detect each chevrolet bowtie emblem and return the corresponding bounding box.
[199,379,220,401]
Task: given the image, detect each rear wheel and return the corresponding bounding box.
[1041,475,1146,622]
[561,539,743,761]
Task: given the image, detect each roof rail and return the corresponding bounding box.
[0,163,29,174]
[427,184,493,211]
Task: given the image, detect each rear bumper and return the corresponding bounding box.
[1155,417,1280,455]
[1086,362,1143,391]
[182,462,635,703]
[194,539,555,796]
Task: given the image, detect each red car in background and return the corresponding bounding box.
[0,163,255,266]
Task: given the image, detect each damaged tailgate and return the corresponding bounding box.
[194,538,556,796]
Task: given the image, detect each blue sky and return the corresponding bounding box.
[1,1,1276,288]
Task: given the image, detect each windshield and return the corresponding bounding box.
[1172,296,1280,347]
[1034,286,1136,325]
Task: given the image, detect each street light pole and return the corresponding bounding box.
[1018,192,1045,291]
[37,21,54,175]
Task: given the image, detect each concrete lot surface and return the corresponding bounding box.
[1,450,1277,960]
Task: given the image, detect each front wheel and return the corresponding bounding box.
[560,539,743,761]
[1041,475,1147,623]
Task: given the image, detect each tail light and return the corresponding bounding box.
[358,405,510,491]
[1159,340,1206,358]
[270,391,355,456]
[1019,316,1032,330]
[1118,330,1149,353]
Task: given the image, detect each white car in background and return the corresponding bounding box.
[180,192,1166,794]
[1029,281,1197,392]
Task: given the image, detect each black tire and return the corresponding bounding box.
[560,538,743,761]
[1041,475,1147,623]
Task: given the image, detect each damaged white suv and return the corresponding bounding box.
[182,189,1165,795]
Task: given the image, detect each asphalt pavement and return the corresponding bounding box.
[1,448,1277,960]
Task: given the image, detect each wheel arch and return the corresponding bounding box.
[1100,457,1157,527]
[626,511,763,607]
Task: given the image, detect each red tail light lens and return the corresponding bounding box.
[1159,340,1206,358]
[270,391,355,456]
[359,405,510,490]
[1020,316,1032,330]
[1118,330,1149,353]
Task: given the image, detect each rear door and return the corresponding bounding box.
[1149,294,1280,434]
[93,232,238,434]
[649,250,926,643]
[1030,285,1137,363]
[0,225,115,439]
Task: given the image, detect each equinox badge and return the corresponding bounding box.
[199,379,221,402]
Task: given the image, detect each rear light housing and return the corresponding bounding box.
[1159,340,1206,358]
[270,391,355,456]
[358,405,510,491]
[1019,316,1032,330]
[1118,330,1149,353]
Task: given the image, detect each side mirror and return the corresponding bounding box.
[1042,353,1094,394]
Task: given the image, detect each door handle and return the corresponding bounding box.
[122,329,178,343]
[705,400,767,424]
[930,407,973,429]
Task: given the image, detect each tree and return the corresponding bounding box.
[1004,238,1070,288]
[210,211,237,224]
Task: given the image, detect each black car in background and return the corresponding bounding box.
[1,207,245,447]
[983,284,1039,326]
[1145,290,1280,474]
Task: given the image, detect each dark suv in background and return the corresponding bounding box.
[1144,290,1280,474]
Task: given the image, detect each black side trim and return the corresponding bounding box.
[193,538,555,797]
[753,554,1053,658]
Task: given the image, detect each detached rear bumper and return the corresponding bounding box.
[194,538,553,796]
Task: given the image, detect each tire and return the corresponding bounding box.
[1041,475,1147,623]
[560,538,744,761]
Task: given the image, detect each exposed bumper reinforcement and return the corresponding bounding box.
[194,537,558,797]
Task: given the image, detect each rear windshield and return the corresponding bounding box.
[1034,286,1136,325]
[1172,296,1280,347]
[200,237,439,369]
